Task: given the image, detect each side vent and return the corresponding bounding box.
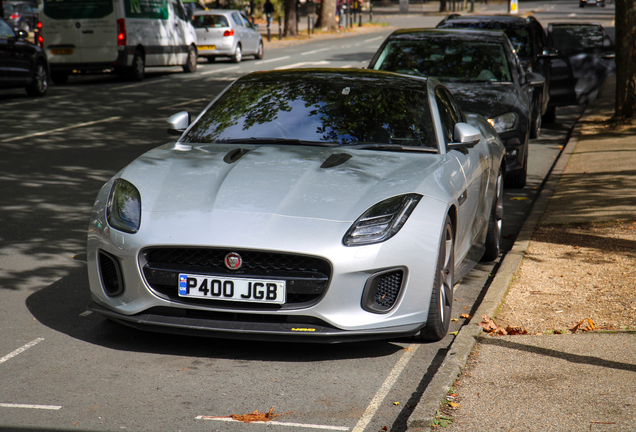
[98,251,124,296]
[321,153,352,169]
[223,148,251,164]
[361,268,405,314]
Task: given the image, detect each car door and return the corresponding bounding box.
[239,13,257,53]
[435,86,488,261]
[0,19,31,85]
[230,11,247,52]
[547,23,615,106]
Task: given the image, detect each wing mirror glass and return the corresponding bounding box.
[448,123,481,149]
[167,111,191,136]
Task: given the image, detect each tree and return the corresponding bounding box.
[614,0,636,120]
[283,0,298,37]
[319,0,337,32]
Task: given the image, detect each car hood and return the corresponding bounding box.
[445,82,520,118]
[120,143,449,223]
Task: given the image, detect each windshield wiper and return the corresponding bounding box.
[339,143,438,153]
[214,137,339,147]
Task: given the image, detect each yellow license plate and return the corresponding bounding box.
[198,45,216,50]
[51,48,74,55]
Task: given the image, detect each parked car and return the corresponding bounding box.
[546,23,615,107]
[86,69,505,343]
[39,0,197,83]
[0,17,49,96]
[437,14,553,128]
[369,28,544,188]
[3,1,37,32]
[192,9,263,63]
[580,0,605,7]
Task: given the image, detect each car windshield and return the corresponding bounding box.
[192,14,229,28]
[373,39,512,83]
[551,25,605,51]
[441,22,532,57]
[4,4,17,13]
[181,80,436,149]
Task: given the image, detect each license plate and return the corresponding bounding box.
[178,273,285,304]
[198,45,216,50]
[51,48,73,55]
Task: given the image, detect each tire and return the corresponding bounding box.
[231,44,242,63]
[127,51,145,81]
[206,56,216,63]
[418,215,454,342]
[542,106,557,124]
[506,152,527,189]
[50,71,68,85]
[25,61,49,96]
[183,45,197,73]
[254,41,264,60]
[482,169,504,262]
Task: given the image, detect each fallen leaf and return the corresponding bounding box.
[381,427,388,431]
[450,331,459,336]
[203,407,292,423]
[510,197,528,201]
[460,314,472,319]
[478,315,527,336]
[177,368,190,371]
[570,318,597,333]
[505,325,528,335]
[451,318,459,322]
[393,401,400,406]
[448,402,459,408]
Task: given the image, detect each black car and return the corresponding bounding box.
[368,28,544,188]
[0,17,49,96]
[546,23,615,107]
[436,14,553,130]
[3,1,37,32]
[580,0,605,7]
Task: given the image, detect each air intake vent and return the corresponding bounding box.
[361,268,405,313]
[99,251,124,296]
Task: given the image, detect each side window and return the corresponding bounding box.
[172,0,187,21]
[232,12,244,27]
[0,19,15,38]
[241,14,253,29]
[435,87,460,144]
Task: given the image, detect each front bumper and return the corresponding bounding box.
[89,301,424,343]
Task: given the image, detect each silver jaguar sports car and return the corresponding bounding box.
[87,69,505,343]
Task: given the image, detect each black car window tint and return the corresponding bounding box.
[552,26,604,51]
[435,88,457,143]
[0,19,14,37]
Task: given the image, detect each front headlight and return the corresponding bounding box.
[487,112,517,133]
[107,178,141,234]
[343,194,422,246]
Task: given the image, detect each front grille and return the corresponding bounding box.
[361,268,405,313]
[99,251,124,296]
[375,271,403,309]
[141,247,332,310]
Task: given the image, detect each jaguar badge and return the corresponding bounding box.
[224,252,243,270]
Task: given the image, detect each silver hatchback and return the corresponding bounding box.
[193,9,263,63]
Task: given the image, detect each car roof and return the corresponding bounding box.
[442,14,536,28]
[237,68,431,91]
[388,28,510,44]
[193,9,242,15]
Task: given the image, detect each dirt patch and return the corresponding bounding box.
[496,221,636,334]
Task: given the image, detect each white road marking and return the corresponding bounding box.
[351,344,420,432]
[79,310,93,317]
[197,416,349,430]
[0,117,122,143]
[161,98,207,109]
[111,78,169,90]
[364,36,384,43]
[254,56,291,64]
[2,93,73,107]
[301,47,331,56]
[0,338,45,365]
[0,403,62,410]
[275,60,330,70]
[201,66,241,75]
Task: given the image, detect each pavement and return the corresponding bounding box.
[406,74,636,430]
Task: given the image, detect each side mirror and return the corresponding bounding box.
[167,111,191,136]
[524,72,545,87]
[448,123,481,149]
[15,29,29,39]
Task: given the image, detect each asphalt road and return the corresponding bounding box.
[0,2,613,431]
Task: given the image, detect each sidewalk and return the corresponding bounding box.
[408,75,636,430]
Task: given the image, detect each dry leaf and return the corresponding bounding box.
[570,318,597,333]
[505,325,528,335]
[478,315,527,336]
[448,402,459,408]
[460,314,472,319]
[205,407,292,423]
[510,197,528,201]
[393,401,400,406]
[451,318,459,322]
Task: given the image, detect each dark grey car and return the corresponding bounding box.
[368,28,544,188]
[0,17,49,96]
[3,1,37,32]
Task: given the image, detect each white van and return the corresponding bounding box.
[39,0,198,83]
